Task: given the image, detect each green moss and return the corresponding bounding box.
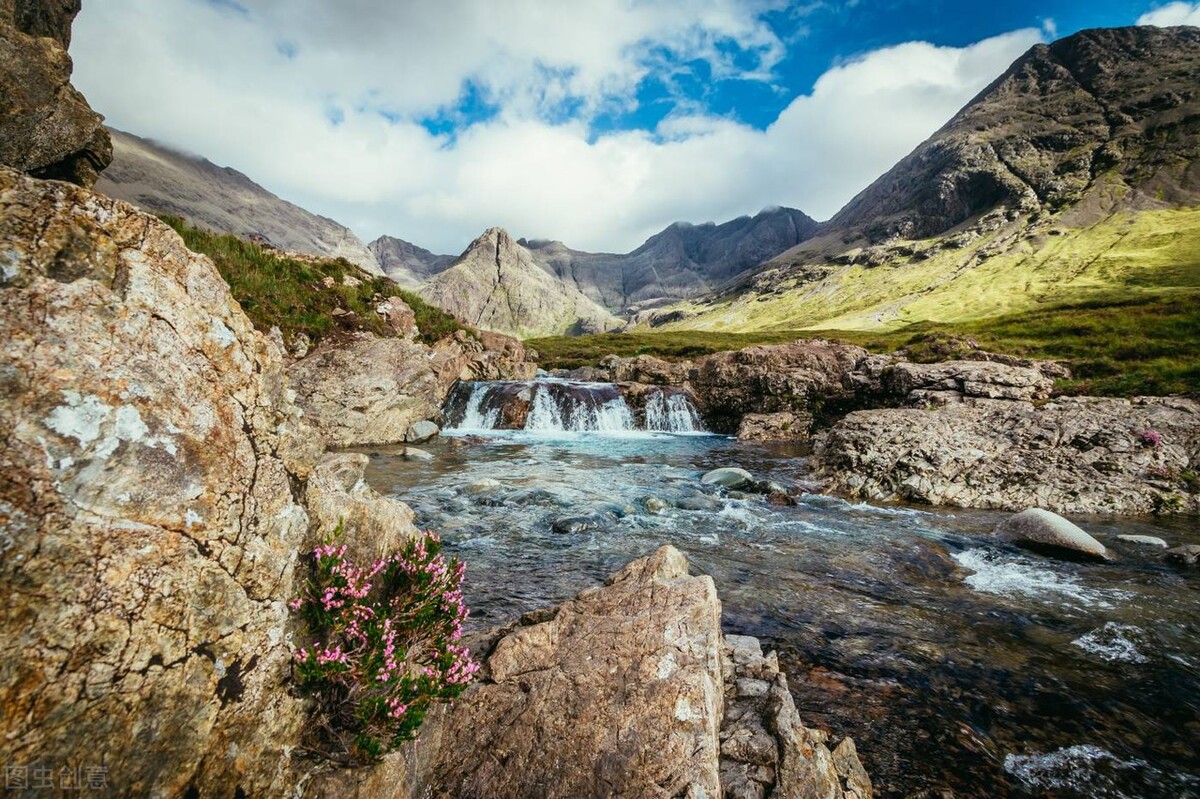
[161,216,469,347]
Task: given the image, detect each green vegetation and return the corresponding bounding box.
[530,292,1200,397]
[660,208,1200,333]
[161,216,469,346]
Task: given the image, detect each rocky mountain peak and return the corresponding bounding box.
[828,24,1200,243]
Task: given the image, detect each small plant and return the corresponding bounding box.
[290,529,478,764]
[1138,428,1164,447]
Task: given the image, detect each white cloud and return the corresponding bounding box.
[71,1,1041,254]
[1137,2,1200,26]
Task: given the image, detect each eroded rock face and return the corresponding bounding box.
[0,167,315,795]
[0,1,112,185]
[883,360,1054,405]
[307,546,870,799]
[738,411,814,442]
[814,396,1200,514]
[288,333,443,448]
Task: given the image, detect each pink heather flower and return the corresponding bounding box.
[288,597,303,611]
[387,699,408,719]
[1139,429,1163,447]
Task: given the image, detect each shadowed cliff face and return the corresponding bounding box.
[828,25,1200,243]
[0,0,111,185]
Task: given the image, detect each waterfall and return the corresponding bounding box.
[442,379,705,435]
[644,390,703,433]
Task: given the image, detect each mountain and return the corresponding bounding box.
[656,25,1200,332]
[96,128,382,274]
[369,234,456,288]
[522,206,818,312]
[420,227,621,338]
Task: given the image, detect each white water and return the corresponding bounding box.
[644,390,703,433]
[445,379,705,435]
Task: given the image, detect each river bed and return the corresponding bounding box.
[357,383,1199,798]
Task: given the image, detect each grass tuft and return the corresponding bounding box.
[161,216,469,347]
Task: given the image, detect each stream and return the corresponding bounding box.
[358,379,1200,798]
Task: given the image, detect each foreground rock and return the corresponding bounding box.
[995,509,1109,560]
[307,546,870,798]
[0,169,285,793]
[0,1,111,185]
[814,397,1200,514]
[737,411,813,442]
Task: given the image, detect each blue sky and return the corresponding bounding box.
[71,1,1200,253]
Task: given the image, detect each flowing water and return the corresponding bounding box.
[360,379,1200,798]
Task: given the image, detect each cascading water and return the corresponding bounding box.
[644,389,703,433]
[443,379,704,434]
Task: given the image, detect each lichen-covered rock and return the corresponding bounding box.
[0,167,314,795]
[0,1,111,185]
[307,547,870,799]
[814,396,1200,514]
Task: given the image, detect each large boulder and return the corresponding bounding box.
[0,0,112,185]
[304,453,422,563]
[814,396,1200,514]
[306,546,870,799]
[288,333,444,447]
[0,167,319,795]
[883,360,1055,405]
[994,509,1109,560]
[737,411,813,442]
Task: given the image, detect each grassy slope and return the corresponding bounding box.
[531,208,1200,396]
[162,217,469,346]
[658,208,1200,333]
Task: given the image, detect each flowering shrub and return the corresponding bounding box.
[1139,428,1163,447]
[290,528,479,763]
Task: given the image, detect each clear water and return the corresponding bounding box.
[358,428,1200,798]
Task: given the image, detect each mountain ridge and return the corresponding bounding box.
[96,128,383,274]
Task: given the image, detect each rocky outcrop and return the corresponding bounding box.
[0,166,431,795]
[814,396,1200,514]
[288,329,536,447]
[0,167,319,795]
[368,234,455,288]
[288,333,444,448]
[0,0,111,185]
[883,360,1055,405]
[307,546,870,799]
[420,227,621,338]
[97,129,381,274]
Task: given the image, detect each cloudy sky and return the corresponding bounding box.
[72,0,1200,254]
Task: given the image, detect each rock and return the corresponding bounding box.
[737,411,813,441]
[310,546,869,799]
[287,333,442,446]
[702,467,756,490]
[676,495,724,511]
[814,397,1200,514]
[995,509,1108,560]
[420,227,620,338]
[644,496,669,514]
[0,167,323,795]
[377,295,418,338]
[832,737,873,799]
[1165,545,1200,566]
[884,360,1054,404]
[550,512,616,534]
[1116,534,1168,548]
[462,478,501,494]
[0,2,112,185]
[405,419,440,443]
[304,453,421,564]
[402,446,434,461]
